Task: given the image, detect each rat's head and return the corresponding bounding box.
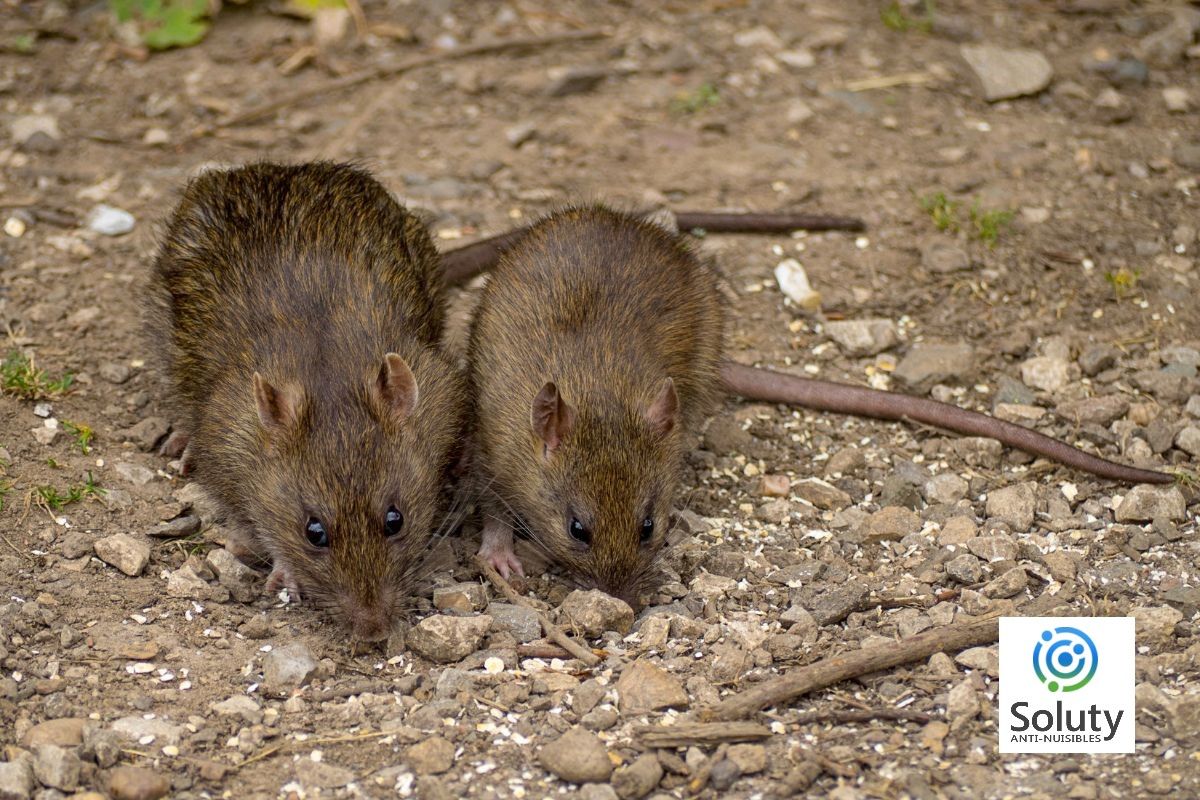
[520,378,682,607]
[248,352,464,641]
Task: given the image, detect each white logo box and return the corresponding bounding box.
[999,617,1135,754]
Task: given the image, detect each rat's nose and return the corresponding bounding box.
[347,605,394,642]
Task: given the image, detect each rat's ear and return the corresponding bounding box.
[645,377,679,437]
[531,382,575,455]
[374,352,419,422]
[253,372,302,435]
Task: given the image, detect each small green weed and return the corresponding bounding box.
[34,471,104,513]
[110,0,211,50]
[671,82,720,115]
[61,420,95,454]
[1,351,74,400]
[1103,267,1141,300]
[969,204,1014,248]
[918,192,959,232]
[881,0,934,33]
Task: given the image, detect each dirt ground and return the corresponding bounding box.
[2,1,1199,798]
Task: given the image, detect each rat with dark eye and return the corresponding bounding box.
[147,162,467,641]
[464,205,1172,607]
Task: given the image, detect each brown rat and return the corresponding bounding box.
[467,206,724,603]
[462,206,1172,600]
[147,162,467,641]
[445,214,1173,487]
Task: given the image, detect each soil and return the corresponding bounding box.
[1,1,1198,799]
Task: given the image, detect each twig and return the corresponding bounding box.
[790,708,932,726]
[636,721,771,749]
[217,29,607,129]
[843,71,934,92]
[318,83,397,160]
[439,209,867,286]
[699,614,1000,721]
[473,556,601,666]
[517,642,574,659]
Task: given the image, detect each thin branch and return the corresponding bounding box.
[636,721,771,749]
[473,556,601,667]
[217,29,607,129]
[700,614,1000,721]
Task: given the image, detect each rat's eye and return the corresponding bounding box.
[305,517,329,548]
[640,517,655,544]
[384,506,404,537]
[568,517,591,546]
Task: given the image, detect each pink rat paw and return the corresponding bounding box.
[479,542,525,580]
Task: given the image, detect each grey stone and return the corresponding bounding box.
[1115,485,1186,522]
[993,375,1037,406]
[539,727,613,783]
[110,717,183,747]
[560,590,634,636]
[945,554,983,584]
[210,694,263,725]
[113,462,155,486]
[293,760,354,790]
[809,582,868,626]
[984,482,1037,532]
[860,506,921,543]
[545,65,608,97]
[966,535,1018,562]
[1186,395,1200,418]
[405,736,455,775]
[1132,605,1182,646]
[921,241,971,273]
[122,417,170,452]
[947,678,981,721]
[20,719,88,748]
[955,647,999,677]
[205,547,259,603]
[487,602,541,643]
[432,583,488,612]
[0,760,33,800]
[165,564,213,599]
[894,343,975,390]
[792,479,852,510]
[1166,694,1200,745]
[148,515,201,538]
[86,204,135,236]
[1020,356,1071,393]
[709,758,741,792]
[616,661,688,715]
[1133,369,1195,402]
[1056,395,1129,426]
[925,473,968,505]
[408,614,492,663]
[263,643,319,693]
[93,534,151,576]
[726,744,766,774]
[960,44,1053,101]
[579,785,620,800]
[1175,426,1200,456]
[108,766,170,800]
[824,319,899,356]
[1079,345,1119,376]
[32,745,78,791]
[612,753,663,799]
[1139,11,1199,67]
[983,567,1028,598]
[99,362,132,384]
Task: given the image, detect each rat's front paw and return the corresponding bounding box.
[478,542,525,580]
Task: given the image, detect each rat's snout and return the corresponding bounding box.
[341,598,396,642]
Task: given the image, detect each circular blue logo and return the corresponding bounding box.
[1032,626,1098,692]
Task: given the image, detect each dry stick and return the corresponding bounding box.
[700,614,1000,722]
[790,708,931,726]
[438,209,866,286]
[217,29,607,129]
[637,721,771,749]
[473,556,601,667]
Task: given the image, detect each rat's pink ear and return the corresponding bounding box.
[375,352,419,422]
[531,382,575,455]
[645,377,678,437]
[253,372,302,435]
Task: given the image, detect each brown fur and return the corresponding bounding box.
[468,206,724,602]
[146,162,467,640]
